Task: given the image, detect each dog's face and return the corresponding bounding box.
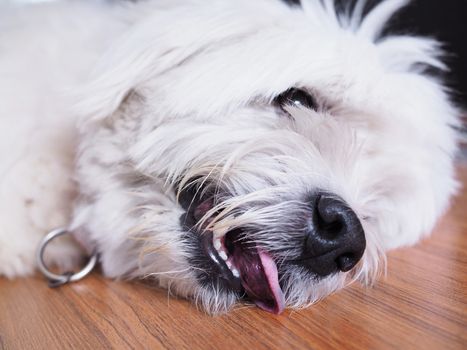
[72,0,458,314]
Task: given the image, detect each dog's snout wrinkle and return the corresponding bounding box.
[299,193,366,276]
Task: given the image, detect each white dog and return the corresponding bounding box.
[0,0,460,314]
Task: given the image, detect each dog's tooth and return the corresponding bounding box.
[213,226,228,238]
[232,268,240,278]
[219,251,228,261]
[226,260,232,269]
[213,238,222,251]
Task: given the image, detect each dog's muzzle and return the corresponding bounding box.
[180,186,365,314]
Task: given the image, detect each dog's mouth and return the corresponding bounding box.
[180,187,285,314]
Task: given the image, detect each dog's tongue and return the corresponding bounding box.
[232,246,285,314]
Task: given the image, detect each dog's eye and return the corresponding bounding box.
[275,88,318,112]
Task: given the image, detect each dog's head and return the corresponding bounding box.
[72,0,459,314]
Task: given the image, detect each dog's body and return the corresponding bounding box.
[0,0,128,276]
[0,0,459,314]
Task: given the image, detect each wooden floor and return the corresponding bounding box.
[1,167,466,350]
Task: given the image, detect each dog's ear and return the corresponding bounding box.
[74,7,247,123]
[73,21,193,123]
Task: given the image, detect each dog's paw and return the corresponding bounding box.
[0,232,84,279]
[0,244,36,278]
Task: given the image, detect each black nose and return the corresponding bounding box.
[300,193,366,276]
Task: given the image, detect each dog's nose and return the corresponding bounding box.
[301,193,366,276]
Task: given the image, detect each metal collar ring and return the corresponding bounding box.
[36,227,98,287]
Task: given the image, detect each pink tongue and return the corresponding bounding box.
[234,247,285,314]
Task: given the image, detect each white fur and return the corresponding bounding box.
[0,0,459,313]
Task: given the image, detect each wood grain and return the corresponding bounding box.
[1,167,466,350]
